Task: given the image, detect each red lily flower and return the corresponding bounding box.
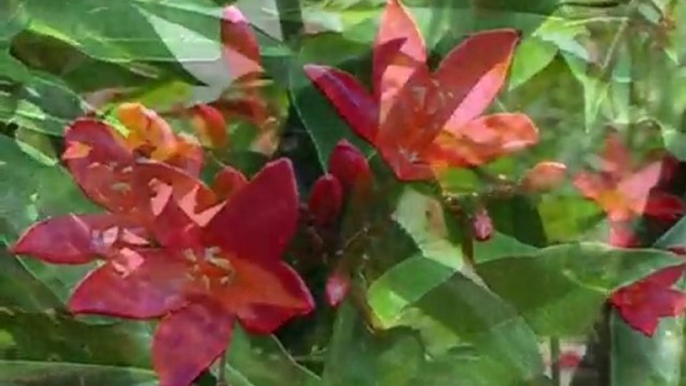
[15,156,314,386]
[573,133,683,222]
[303,0,538,181]
[611,264,686,336]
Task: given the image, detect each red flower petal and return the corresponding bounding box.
[436,29,520,132]
[205,159,299,265]
[152,195,205,249]
[616,303,660,336]
[64,119,137,212]
[190,105,228,148]
[602,133,633,178]
[232,261,315,333]
[309,174,343,228]
[378,143,435,181]
[303,64,379,143]
[428,113,539,167]
[325,269,351,308]
[153,301,235,386]
[573,171,607,201]
[69,248,187,318]
[328,139,372,193]
[373,0,427,118]
[608,222,640,248]
[222,5,262,81]
[646,265,686,287]
[213,166,248,201]
[11,214,144,264]
[640,191,684,221]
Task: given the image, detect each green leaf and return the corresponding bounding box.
[476,242,684,335]
[23,0,222,62]
[508,36,558,90]
[225,327,320,386]
[0,360,157,386]
[321,301,424,386]
[610,311,683,386]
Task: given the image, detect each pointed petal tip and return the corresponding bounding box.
[223,5,247,23]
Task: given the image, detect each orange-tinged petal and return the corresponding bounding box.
[205,159,299,265]
[374,0,427,119]
[521,161,567,192]
[153,301,235,386]
[213,166,248,201]
[573,171,608,202]
[190,105,228,149]
[436,29,520,132]
[222,5,262,81]
[378,143,435,181]
[69,248,187,318]
[226,259,314,328]
[116,103,178,160]
[304,64,379,143]
[428,113,538,167]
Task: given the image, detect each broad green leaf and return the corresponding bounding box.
[24,0,222,62]
[610,311,683,386]
[225,327,321,386]
[321,301,424,386]
[0,360,157,386]
[508,36,558,90]
[476,243,684,335]
[411,269,545,384]
[392,188,462,269]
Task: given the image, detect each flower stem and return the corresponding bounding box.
[275,0,304,46]
[216,349,229,386]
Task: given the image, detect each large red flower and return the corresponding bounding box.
[573,133,683,222]
[303,0,538,181]
[14,157,313,386]
[611,264,686,336]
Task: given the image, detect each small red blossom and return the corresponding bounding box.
[611,264,686,336]
[573,134,684,222]
[309,174,343,228]
[304,0,538,181]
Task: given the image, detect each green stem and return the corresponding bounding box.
[275,0,304,46]
[550,337,561,386]
[217,349,229,386]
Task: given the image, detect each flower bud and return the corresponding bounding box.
[521,161,567,192]
[309,174,343,227]
[326,269,351,307]
[472,206,493,242]
[329,139,372,193]
[190,104,228,148]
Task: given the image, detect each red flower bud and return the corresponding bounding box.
[521,161,567,192]
[329,139,372,193]
[472,206,493,242]
[213,166,247,201]
[309,174,343,227]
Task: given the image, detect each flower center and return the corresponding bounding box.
[183,247,236,291]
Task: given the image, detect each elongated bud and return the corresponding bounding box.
[472,206,493,242]
[329,139,372,193]
[326,269,351,307]
[309,174,343,227]
[521,161,567,192]
[222,5,262,81]
[190,104,228,148]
